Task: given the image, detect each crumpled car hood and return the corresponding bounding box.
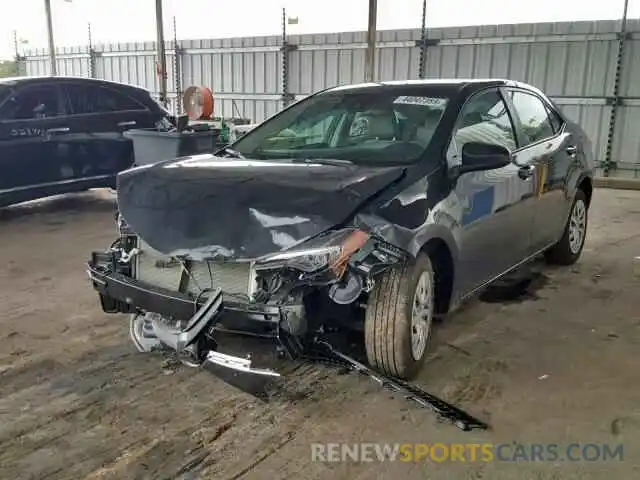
[116,154,405,260]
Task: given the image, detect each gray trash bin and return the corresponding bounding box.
[124,128,223,166]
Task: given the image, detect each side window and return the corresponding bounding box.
[510,91,556,145]
[66,84,146,115]
[449,89,517,160]
[547,106,563,133]
[0,86,9,106]
[0,86,60,121]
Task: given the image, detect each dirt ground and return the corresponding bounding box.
[0,188,639,480]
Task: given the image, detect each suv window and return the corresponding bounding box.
[510,91,556,145]
[65,84,146,115]
[0,85,60,121]
[0,85,9,104]
[449,89,517,159]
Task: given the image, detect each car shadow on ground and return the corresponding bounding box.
[0,190,116,225]
[479,263,550,304]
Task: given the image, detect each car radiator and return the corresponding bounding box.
[135,239,253,297]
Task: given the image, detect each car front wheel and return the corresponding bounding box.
[545,189,588,265]
[364,253,435,380]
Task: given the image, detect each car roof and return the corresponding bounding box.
[0,75,150,94]
[323,78,540,96]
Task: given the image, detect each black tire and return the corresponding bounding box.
[364,253,435,380]
[545,189,588,265]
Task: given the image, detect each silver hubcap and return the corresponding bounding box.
[569,199,586,254]
[411,271,433,361]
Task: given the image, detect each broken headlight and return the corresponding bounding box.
[257,245,342,273]
[256,228,370,275]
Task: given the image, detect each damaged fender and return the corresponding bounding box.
[353,174,461,261]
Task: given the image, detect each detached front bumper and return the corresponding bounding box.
[87,253,297,394]
[86,263,283,326]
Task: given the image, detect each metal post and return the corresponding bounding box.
[418,0,427,78]
[282,7,287,42]
[44,0,57,75]
[13,30,18,58]
[282,7,288,107]
[155,0,168,108]
[12,30,21,76]
[603,0,630,177]
[13,31,27,76]
[173,16,182,114]
[87,22,96,78]
[364,0,377,82]
[280,8,293,108]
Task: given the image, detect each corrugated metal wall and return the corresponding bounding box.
[22,19,640,177]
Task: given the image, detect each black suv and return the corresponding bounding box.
[87,79,594,386]
[0,76,168,207]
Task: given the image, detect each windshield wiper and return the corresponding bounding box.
[290,157,353,166]
[215,146,246,159]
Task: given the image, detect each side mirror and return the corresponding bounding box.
[459,142,511,174]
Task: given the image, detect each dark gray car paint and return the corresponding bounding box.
[115,79,594,312]
[115,157,407,259]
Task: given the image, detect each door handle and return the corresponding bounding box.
[117,120,137,127]
[566,145,577,156]
[518,164,536,180]
[46,127,70,135]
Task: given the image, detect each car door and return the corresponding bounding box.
[0,82,67,199]
[59,81,156,187]
[505,88,576,253]
[447,88,535,295]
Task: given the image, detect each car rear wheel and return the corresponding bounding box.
[545,189,588,265]
[364,253,434,380]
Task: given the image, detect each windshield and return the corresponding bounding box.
[231,88,450,165]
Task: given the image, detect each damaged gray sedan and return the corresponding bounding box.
[87,79,593,426]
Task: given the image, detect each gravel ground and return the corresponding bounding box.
[0,188,639,480]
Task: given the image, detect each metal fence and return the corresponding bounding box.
[20,19,640,177]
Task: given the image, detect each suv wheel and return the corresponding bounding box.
[545,189,588,265]
[364,253,435,380]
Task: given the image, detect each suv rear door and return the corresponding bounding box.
[0,82,67,199]
[59,81,160,187]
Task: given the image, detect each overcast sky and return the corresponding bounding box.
[1,0,638,60]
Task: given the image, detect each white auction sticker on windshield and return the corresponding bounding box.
[393,96,448,107]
